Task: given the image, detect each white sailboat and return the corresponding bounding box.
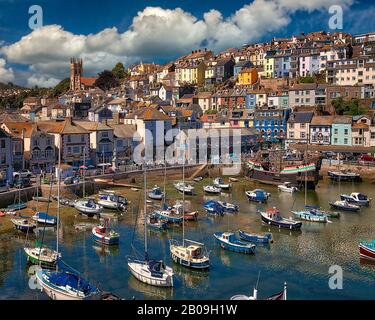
[170,144,210,270]
[127,167,174,287]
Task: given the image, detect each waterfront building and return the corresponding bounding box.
[254,105,291,143]
[309,116,334,145]
[286,111,314,146]
[0,128,13,183]
[331,116,353,146]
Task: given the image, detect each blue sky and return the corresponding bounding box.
[0,0,374,87]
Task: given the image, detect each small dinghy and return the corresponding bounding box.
[11,218,37,232]
[174,182,194,195]
[92,220,120,246]
[238,230,273,244]
[193,177,203,182]
[148,186,165,200]
[260,208,302,230]
[214,232,256,254]
[171,203,198,221]
[7,203,27,211]
[277,182,298,193]
[213,177,231,190]
[359,239,375,261]
[32,196,52,203]
[292,209,328,223]
[99,190,128,206]
[203,185,221,194]
[74,199,103,217]
[203,200,225,216]
[245,189,270,203]
[146,214,168,231]
[340,193,371,206]
[229,177,239,182]
[329,200,360,212]
[217,201,239,213]
[32,212,57,226]
[231,283,287,301]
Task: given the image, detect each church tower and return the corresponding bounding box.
[70,58,83,91]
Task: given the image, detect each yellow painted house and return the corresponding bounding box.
[176,61,206,85]
[264,56,275,78]
[237,68,259,86]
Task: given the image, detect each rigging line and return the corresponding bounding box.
[129,179,143,258]
[37,176,54,265]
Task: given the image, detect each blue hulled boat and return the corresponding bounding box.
[245,189,270,203]
[154,204,184,224]
[329,200,360,212]
[32,212,57,226]
[217,201,239,213]
[292,209,328,223]
[238,230,273,244]
[214,232,256,254]
[146,214,168,231]
[7,203,27,211]
[203,200,225,216]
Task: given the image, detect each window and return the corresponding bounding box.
[300,132,306,139]
[81,135,85,142]
[289,132,294,138]
[0,139,5,149]
[289,123,294,129]
[371,132,375,139]
[73,146,80,154]
[344,129,348,135]
[102,131,109,138]
[334,128,338,134]
[301,123,306,129]
[344,138,348,144]
[334,138,338,144]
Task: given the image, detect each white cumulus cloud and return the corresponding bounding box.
[0,0,355,87]
[0,58,15,83]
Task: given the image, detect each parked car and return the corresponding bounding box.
[13,170,33,179]
[360,154,375,162]
[12,178,32,189]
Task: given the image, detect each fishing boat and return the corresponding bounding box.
[203,185,221,194]
[292,209,328,223]
[127,168,174,288]
[245,189,270,203]
[7,203,27,211]
[340,193,371,206]
[217,201,239,213]
[260,208,302,230]
[170,239,210,269]
[328,170,361,182]
[97,194,126,211]
[214,232,256,254]
[213,177,231,190]
[74,199,103,217]
[146,214,168,231]
[359,239,375,261]
[148,186,164,200]
[238,230,273,244]
[36,263,99,300]
[32,196,52,203]
[154,205,184,224]
[24,246,60,267]
[11,218,37,233]
[32,212,57,226]
[203,200,225,216]
[329,200,360,212]
[174,182,194,195]
[278,182,298,193]
[92,220,120,246]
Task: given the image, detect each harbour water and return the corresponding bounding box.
[1,178,375,300]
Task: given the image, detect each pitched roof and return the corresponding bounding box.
[310,116,334,126]
[74,120,113,131]
[38,119,89,134]
[287,112,314,123]
[81,77,97,87]
[109,124,137,138]
[2,122,36,138]
[332,116,352,124]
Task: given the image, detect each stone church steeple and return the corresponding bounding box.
[70,57,83,91]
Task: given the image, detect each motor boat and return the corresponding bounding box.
[260,208,302,230]
[203,185,221,194]
[213,178,231,190]
[340,193,371,206]
[246,189,270,203]
[329,200,360,212]
[174,182,194,195]
[277,182,298,193]
[74,199,103,217]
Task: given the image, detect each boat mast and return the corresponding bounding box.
[182,143,185,248]
[83,146,86,198]
[163,160,167,204]
[144,165,148,258]
[57,135,61,257]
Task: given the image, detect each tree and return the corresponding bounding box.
[94,70,119,91]
[112,62,126,80]
[52,78,70,97]
[331,97,366,116]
